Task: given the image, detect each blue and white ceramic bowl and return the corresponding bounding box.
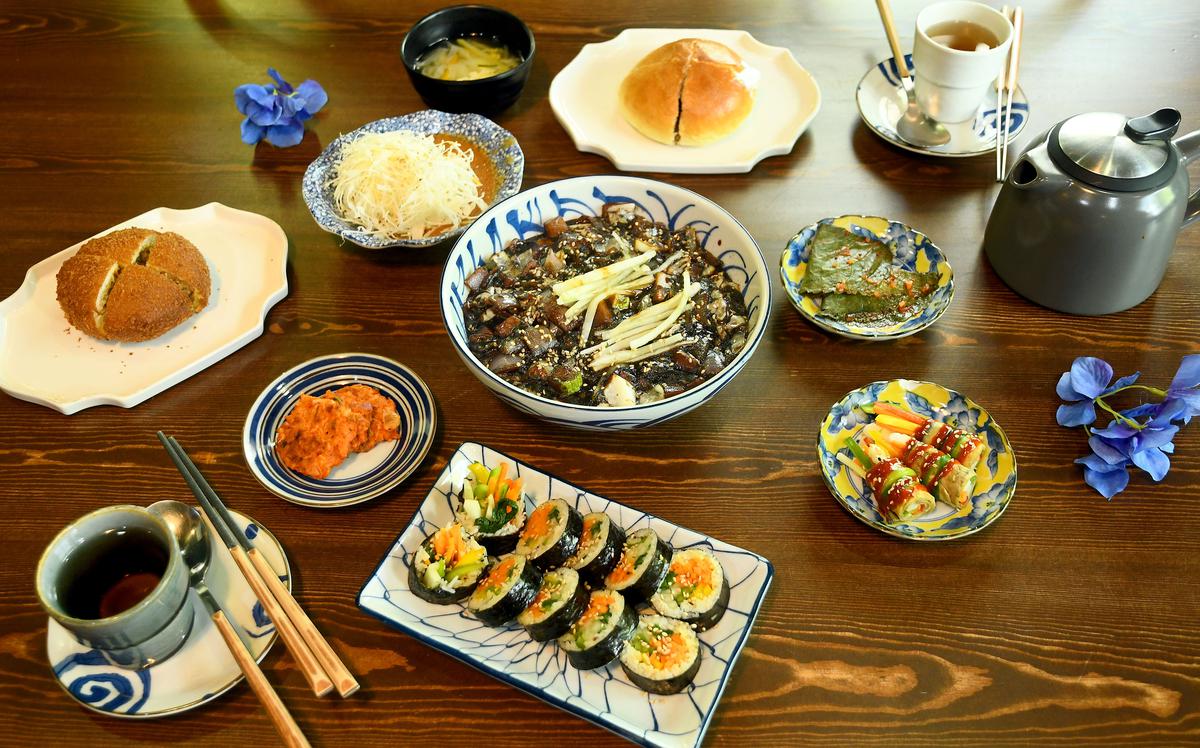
[781,214,954,341]
[302,110,525,249]
[440,175,771,430]
[242,353,437,508]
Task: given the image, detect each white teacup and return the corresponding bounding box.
[912,1,1013,123]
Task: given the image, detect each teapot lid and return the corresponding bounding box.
[1047,109,1180,192]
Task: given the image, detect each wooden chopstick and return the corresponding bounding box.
[996,5,1012,181]
[156,432,336,698]
[1000,6,1025,179]
[167,435,360,698]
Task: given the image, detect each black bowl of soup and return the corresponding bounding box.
[402,5,535,114]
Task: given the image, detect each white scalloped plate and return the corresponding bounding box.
[549,28,821,174]
[0,203,288,414]
[358,442,774,748]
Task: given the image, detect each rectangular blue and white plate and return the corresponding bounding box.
[357,441,774,748]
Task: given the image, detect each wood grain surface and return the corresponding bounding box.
[1,1,1198,745]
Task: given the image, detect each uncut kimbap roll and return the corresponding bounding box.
[466,553,542,626]
[457,461,527,554]
[605,528,673,603]
[517,567,589,642]
[408,523,488,604]
[515,498,583,571]
[650,548,729,631]
[620,615,702,695]
[558,590,637,670]
[565,512,626,584]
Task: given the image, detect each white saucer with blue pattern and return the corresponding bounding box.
[857,54,1030,158]
[47,510,290,718]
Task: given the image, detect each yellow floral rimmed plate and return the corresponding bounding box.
[817,379,1016,540]
[780,215,954,340]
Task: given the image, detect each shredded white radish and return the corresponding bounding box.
[330,131,486,240]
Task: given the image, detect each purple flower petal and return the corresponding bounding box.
[1088,435,1130,465]
[1056,372,1080,401]
[1149,398,1189,427]
[264,120,305,147]
[1161,441,1175,454]
[1056,400,1097,427]
[1090,420,1138,439]
[1069,357,1113,399]
[234,84,267,114]
[1170,354,1200,391]
[249,102,284,126]
[1104,371,1140,393]
[1081,463,1130,499]
[240,118,266,145]
[295,79,328,114]
[1075,453,1127,472]
[1121,403,1159,419]
[1132,424,1178,453]
[1131,447,1170,481]
[267,67,294,94]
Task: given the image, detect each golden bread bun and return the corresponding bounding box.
[55,227,211,342]
[618,38,756,147]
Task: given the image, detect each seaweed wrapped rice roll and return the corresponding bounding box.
[565,512,626,584]
[467,553,542,626]
[408,522,489,604]
[605,527,673,602]
[620,615,702,694]
[558,590,637,670]
[517,567,589,642]
[650,548,729,631]
[457,461,527,554]
[516,498,583,570]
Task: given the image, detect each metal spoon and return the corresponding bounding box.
[875,0,951,148]
[149,501,311,748]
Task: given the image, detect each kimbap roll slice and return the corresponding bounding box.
[620,615,702,695]
[517,567,589,642]
[457,461,527,554]
[408,523,488,604]
[565,512,626,584]
[650,548,729,631]
[558,590,637,670]
[515,498,583,571]
[605,528,673,602]
[466,553,542,626]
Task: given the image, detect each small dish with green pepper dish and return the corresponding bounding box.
[780,215,954,340]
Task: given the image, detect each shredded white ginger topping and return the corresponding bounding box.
[330,131,487,240]
[583,271,699,371]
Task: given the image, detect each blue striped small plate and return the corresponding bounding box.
[242,353,437,508]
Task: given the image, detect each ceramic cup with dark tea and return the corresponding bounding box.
[36,505,196,669]
[912,0,1013,122]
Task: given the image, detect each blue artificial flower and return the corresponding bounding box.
[1163,354,1200,425]
[1055,357,1139,427]
[234,68,327,148]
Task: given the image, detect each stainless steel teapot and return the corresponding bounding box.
[983,108,1200,315]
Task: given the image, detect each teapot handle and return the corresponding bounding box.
[1181,129,1200,228]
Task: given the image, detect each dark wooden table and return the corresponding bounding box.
[2,1,1198,745]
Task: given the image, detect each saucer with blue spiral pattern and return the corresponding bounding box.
[857,54,1030,157]
[48,510,290,718]
[243,353,437,508]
